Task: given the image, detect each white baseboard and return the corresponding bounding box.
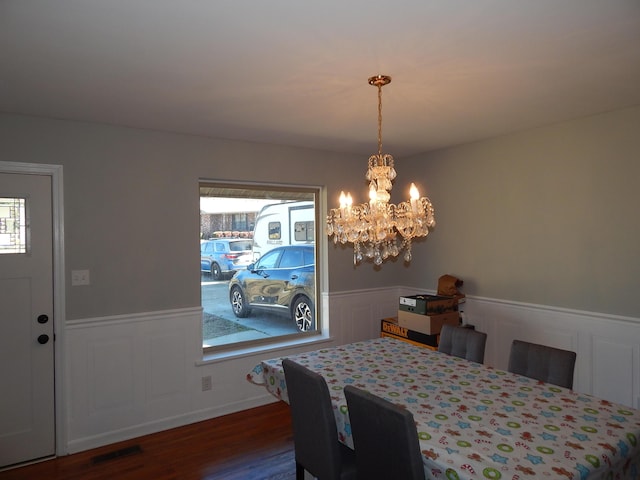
[66,393,277,453]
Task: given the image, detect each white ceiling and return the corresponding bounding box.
[2,0,640,157]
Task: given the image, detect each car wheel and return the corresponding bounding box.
[211,262,222,280]
[292,296,314,332]
[230,286,250,318]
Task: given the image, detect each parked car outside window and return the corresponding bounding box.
[228,245,315,332]
[201,238,253,280]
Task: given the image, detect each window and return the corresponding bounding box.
[0,197,27,254]
[279,248,303,269]
[255,248,281,269]
[294,221,314,242]
[200,182,319,352]
[268,222,281,240]
[231,213,249,231]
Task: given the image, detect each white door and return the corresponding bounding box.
[0,173,55,468]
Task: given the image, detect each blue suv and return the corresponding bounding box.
[200,238,253,280]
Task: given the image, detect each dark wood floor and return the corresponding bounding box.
[0,401,295,480]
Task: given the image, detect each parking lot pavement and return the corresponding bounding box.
[201,277,238,322]
[201,277,299,345]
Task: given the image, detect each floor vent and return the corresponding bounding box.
[90,445,143,465]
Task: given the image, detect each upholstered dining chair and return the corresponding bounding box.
[344,385,426,480]
[282,359,357,480]
[507,339,577,389]
[438,324,487,363]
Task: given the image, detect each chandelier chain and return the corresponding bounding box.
[377,82,383,156]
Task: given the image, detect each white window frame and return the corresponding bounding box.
[199,180,325,357]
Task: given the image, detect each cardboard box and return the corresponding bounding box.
[399,294,457,315]
[397,310,460,335]
[381,332,438,351]
[380,317,438,349]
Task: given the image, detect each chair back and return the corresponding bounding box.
[508,340,577,389]
[344,385,425,480]
[282,359,356,480]
[438,324,487,363]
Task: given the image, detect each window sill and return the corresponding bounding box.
[196,334,335,366]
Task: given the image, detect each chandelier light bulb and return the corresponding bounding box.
[339,191,347,208]
[409,183,420,200]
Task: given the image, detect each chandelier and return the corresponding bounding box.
[326,75,435,266]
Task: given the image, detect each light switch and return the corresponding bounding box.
[71,269,90,286]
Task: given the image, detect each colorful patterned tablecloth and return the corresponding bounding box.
[248,337,640,480]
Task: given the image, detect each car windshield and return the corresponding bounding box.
[229,241,252,252]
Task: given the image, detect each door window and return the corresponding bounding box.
[0,197,27,254]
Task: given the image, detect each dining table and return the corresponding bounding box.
[247,336,640,480]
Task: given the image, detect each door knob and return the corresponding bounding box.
[37,314,49,324]
[37,334,49,345]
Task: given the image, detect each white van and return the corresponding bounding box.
[252,201,315,259]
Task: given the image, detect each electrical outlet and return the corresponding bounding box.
[201,375,212,391]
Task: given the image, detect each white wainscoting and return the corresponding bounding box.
[63,289,640,454]
[65,307,203,453]
[325,287,402,343]
[460,296,640,409]
[328,287,640,408]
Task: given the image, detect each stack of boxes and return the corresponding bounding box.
[380,294,461,350]
[397,294,460,335]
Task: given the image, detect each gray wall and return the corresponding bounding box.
[1,113,412,320]
[402,106,640,318]
[2,106,639,321]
